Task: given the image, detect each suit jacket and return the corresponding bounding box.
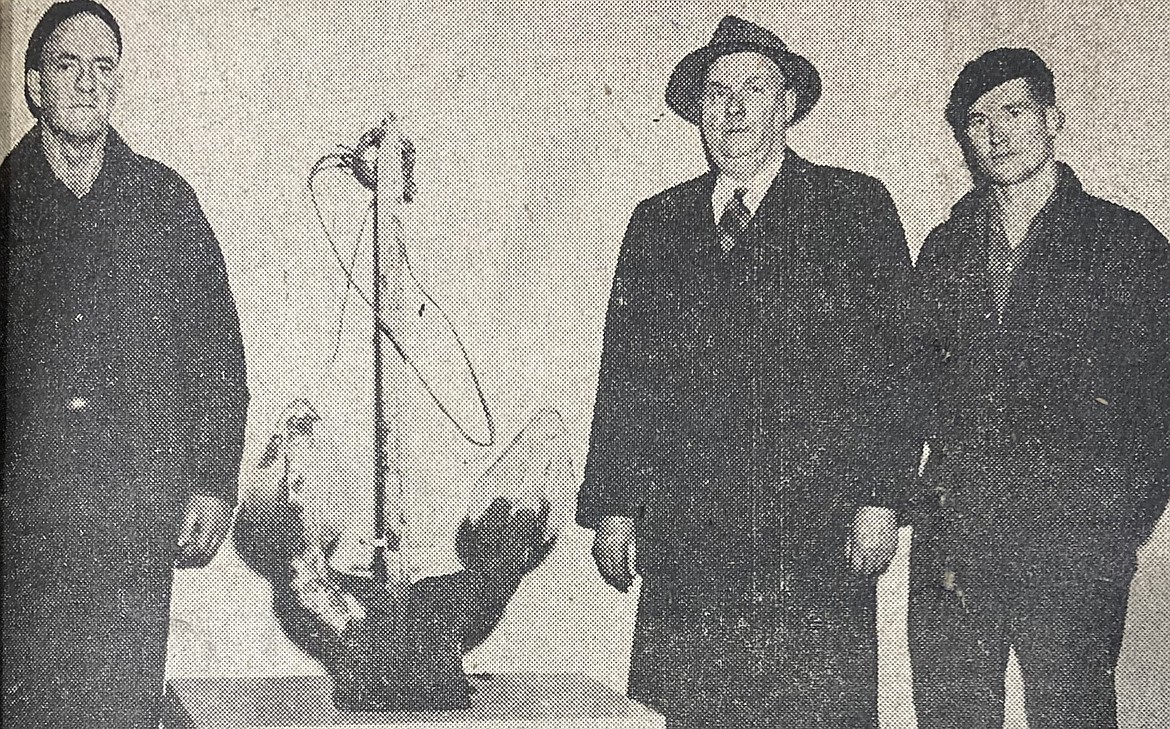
[576,151,922,579]
[914,164,1170,570]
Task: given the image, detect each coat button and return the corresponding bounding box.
[67,397,88,411]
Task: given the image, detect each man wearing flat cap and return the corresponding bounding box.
[1,2,249,727]
[577,16,922,728]
[909,48,1170,729]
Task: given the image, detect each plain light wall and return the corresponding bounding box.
[3,0,1169,726]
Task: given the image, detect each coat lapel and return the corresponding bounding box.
[683,172,719,257]
[941,192,996,334]
[672,172,721,290]
[747,152,817,320]
[746,149,807,256]
[1000,167,1088,327]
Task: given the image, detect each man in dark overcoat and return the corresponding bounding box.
[909,48,1170,729]
[1,2,250,727]
[576,16,922,728]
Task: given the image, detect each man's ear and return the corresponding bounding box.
[783,87,798,125]
[110,63,124,99]
[26,68,42,112]
[1045,105,1065,137]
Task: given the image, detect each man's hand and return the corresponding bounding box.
[175,494,234,569]
[592,515,636,592]
[846,506,899,576]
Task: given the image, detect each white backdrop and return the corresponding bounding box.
[3,0,1169,726]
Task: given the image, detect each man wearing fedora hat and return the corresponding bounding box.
[577,16,922,728]
[909,48,1169,728]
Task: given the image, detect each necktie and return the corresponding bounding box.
[717,187,751,253]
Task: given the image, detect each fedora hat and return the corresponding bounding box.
[665,16,821,126]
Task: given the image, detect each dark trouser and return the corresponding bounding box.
[628,570,878,729]
[908,539,1134,729]
[3,574,174,729]
[3,419,182,729]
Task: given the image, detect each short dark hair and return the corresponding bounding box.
[1017,74,1056,110]
[24,0,123,119]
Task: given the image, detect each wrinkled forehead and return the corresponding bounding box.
[42,12,121,62]
[705,51,784,85]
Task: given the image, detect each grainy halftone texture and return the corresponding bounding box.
[2,0,1168,727]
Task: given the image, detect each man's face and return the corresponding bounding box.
[26,13,121,141]
[963,77,1060,186]
[700,52,795,174]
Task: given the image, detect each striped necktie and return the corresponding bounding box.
[717,188,751,253]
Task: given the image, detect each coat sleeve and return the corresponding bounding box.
[844,179,926,512]
[903,223,952,518]
[576,201,668,529]
[172,179,250,506]
[1125,217,1170,540]
[909,225,949,444]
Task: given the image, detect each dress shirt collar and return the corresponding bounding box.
[711,150,787,223]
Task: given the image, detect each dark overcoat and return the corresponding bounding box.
[912,164,1170,577]
[577,150,921,577]
[1,128,249,728]
[576,151,921,726]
